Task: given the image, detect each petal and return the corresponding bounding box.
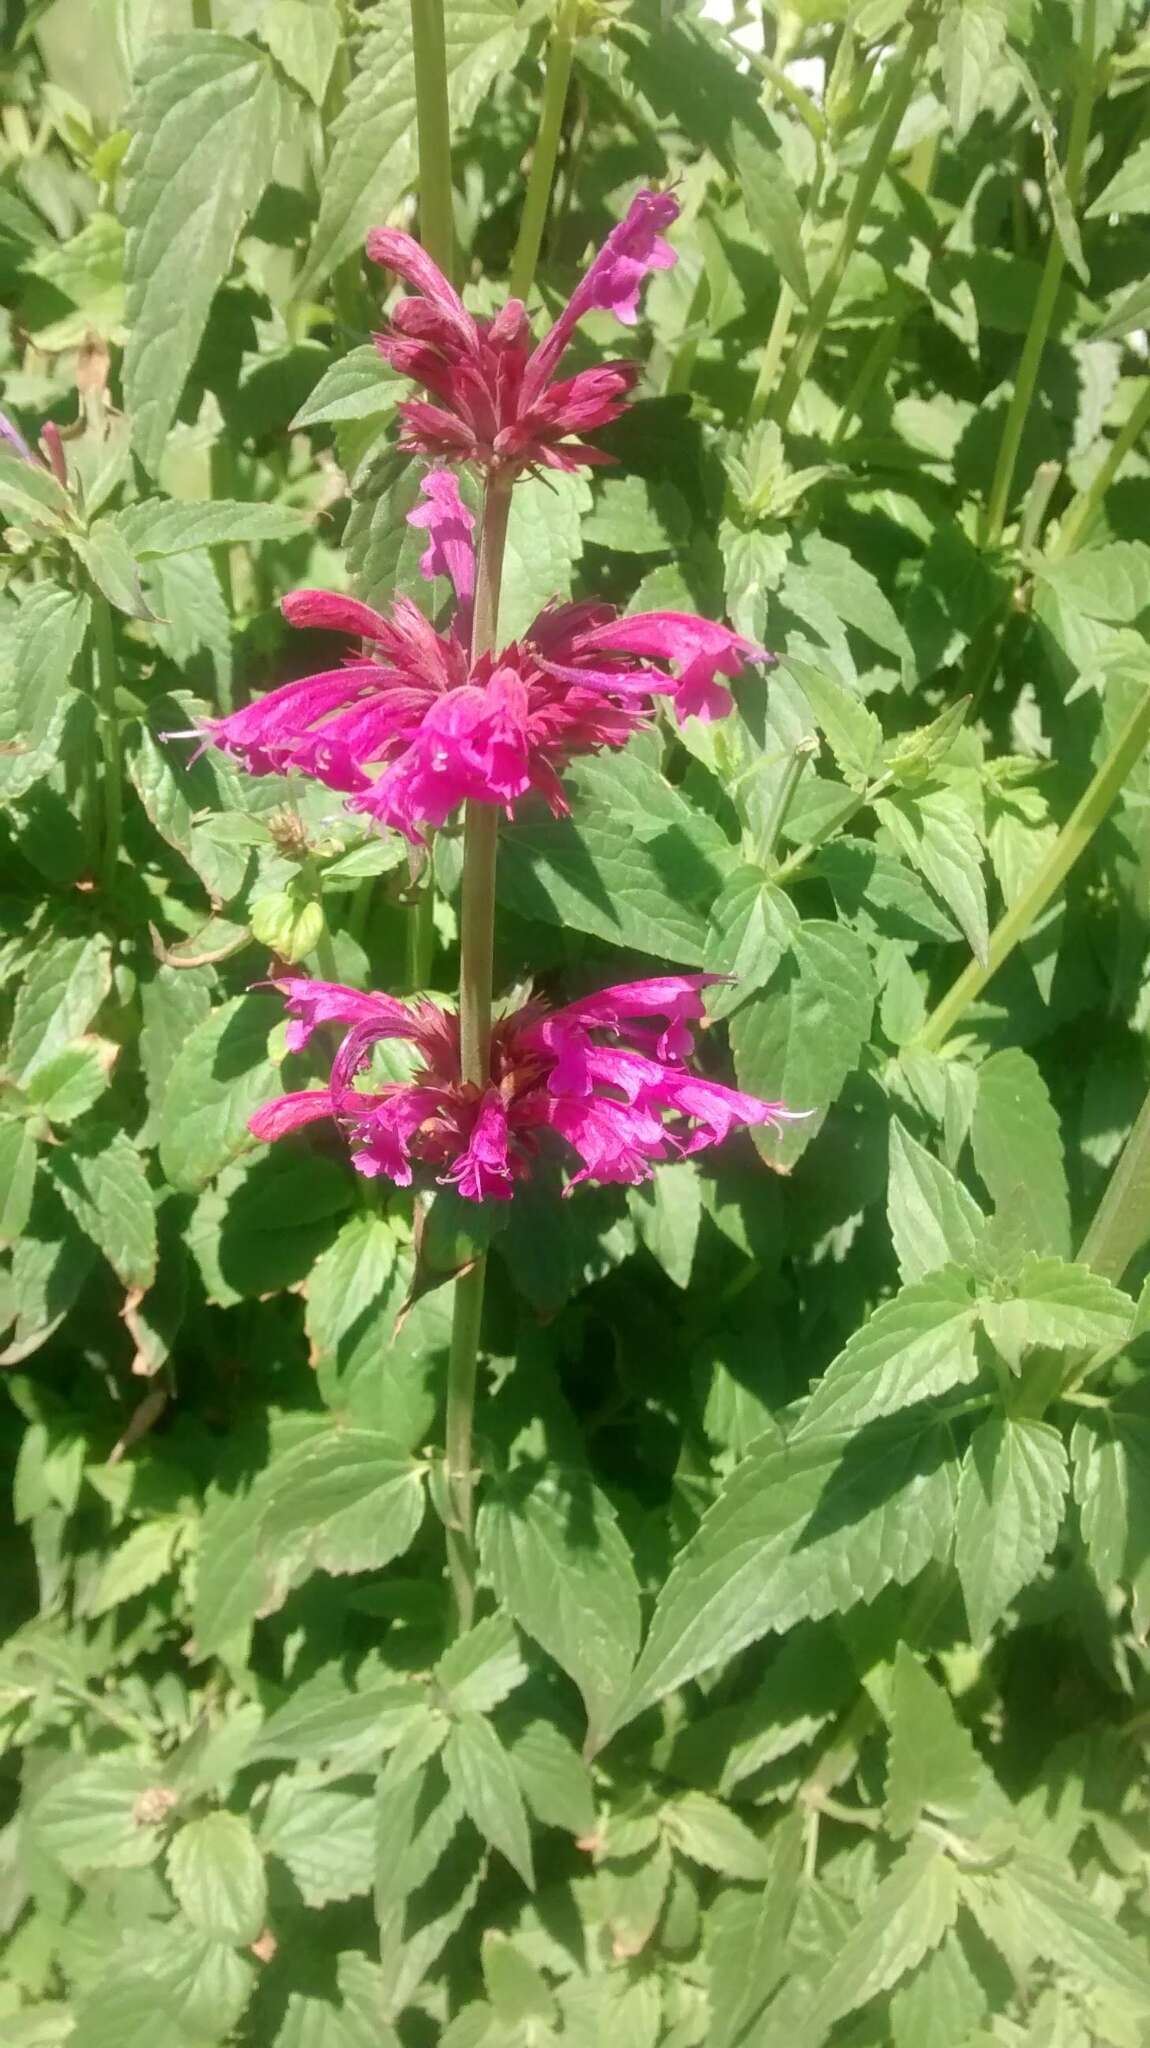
[365,228,476,349]
[272,977,418,1055]
[523,189,680,397]
[249,1089,335,1141]
[406,469,476,615]
[440,1089,516,1201]
[282,589,393,641]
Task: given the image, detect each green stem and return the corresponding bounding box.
[90,593,122,895]
[773,774,891,885]
[665,262,711,398]
[509,0,581,302]
[768,11,934,433]
[444,472,514,1634]
[759,736,818,864]
[191,0,211,24]
[405,877,436,992]
[409,0,454,279]
[1077,1083,1150,1285]
[982,0,1098,545]
[1050,378,1150,559]
[917,682,1150,1053]
[748,284,798,428]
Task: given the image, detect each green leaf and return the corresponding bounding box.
[444,1711,534,1889]
[1033,541,1150,623]
[811,837,961,942]
[584,468,690,555]
[115,497,309,556]
[498,742,726,964]
[955,1416,1068,1645]
[0,447,71,531]
[793,1267,978,1438]
[803,1840,959,2041]
[9,933,113,1081]
[139,965,215,1137]
[436,1613,529,1716]
[703,868,797,1021]
[291,344,400,427]
[85,1516,183,1617]
[971,1047,1070,1257]
[788,658,885,789]
[730,919,876,1167]
[887,1118,986,1282]
[122,35,287,473]
[613,1412,957,1730]
[0,583,89,751]
[49,1125,157,1290]
[260,1778,375,1908]
[876,789,988,966]
[299,0,527,290]
[1072,1383,1150,1595]
[157,994,280,1192]
[482,1934,554,2027]
[939,0,1006,139]
[29,1758,174,1876]
[731,118,810,301]
[478,1465,641,1751]
[629,1161,703,1289]
[884,1644,1002,1839]
[1096,275,1150,341]
[260,1427,426,1577]
[706,1809,804,2048]
[506,1719,596,1837]
[889,1932,989,2048]
[71,520,154,619]
[977,1257,1133,1362]
[305,1210,398,1363]
[254,1664,423,1769]
[0,1119,37,1247]
[167,1812,267,1944]
[1087,133,1150,218]
[985,1849,1150,2012]
[262,0,341,103]
[23,1038,115,1124]
[661,1790,769,1879]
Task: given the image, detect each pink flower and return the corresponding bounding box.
[365,189,679,474]
[0,410,36,465]
[249,974,799,1199]
[199,472,770,841]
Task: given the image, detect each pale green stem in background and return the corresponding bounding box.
[767,11,935,433]
[509,0,581,302]
[982,0,1098,545]
[665,263,711,398]
[1077,1084,1150,1286]
[1018,459,1062,554]
[410,0,455,280]
[90,593,122,895]
[1049,378,1150,559]
[916,683,1150,1053]
[748,283,798,428]
[405,0,454,995]
[445,473,514,1634]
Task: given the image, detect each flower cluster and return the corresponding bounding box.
[253,976,797,1201]
[202,470,769,842]
[225,187,794,1187]
[365,189,679,476]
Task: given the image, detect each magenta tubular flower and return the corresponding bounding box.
[365,189,679,475]
[0,409,37,464]
[250,974,799,1201]
[200,472,770,842]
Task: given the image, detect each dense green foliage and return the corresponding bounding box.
[4,0,1150,2041]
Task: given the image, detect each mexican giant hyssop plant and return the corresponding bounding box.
[5,0,1150,2041]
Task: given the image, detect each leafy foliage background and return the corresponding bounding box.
[4,0,1150,2041]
